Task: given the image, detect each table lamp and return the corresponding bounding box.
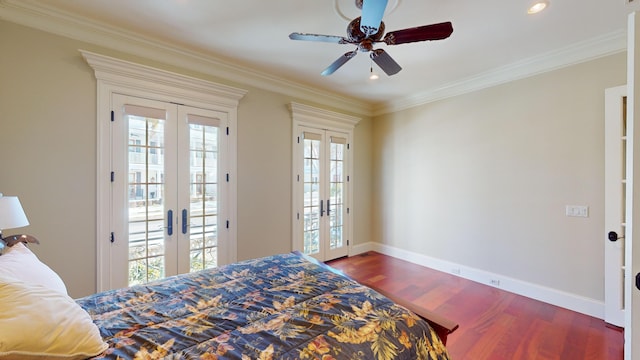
[0,193,30,253]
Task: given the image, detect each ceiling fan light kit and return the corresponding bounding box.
[290,0,453,77]
[369,64,380,80]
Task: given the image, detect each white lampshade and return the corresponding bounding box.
[0,195,29,230]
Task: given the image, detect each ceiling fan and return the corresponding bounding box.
[289,0,453,76]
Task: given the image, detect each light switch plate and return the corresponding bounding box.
[566,205,589,217]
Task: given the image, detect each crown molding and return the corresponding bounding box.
[373,29,627,115]
[80,50,248,108]
[289,102,361,130]
[0,0,373,116]
[0,0,628,117]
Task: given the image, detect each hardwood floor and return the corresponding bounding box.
[327,251,624,360]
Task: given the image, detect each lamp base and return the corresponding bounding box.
[0,234,39,247]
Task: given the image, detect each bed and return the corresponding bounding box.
[0,240,456,360]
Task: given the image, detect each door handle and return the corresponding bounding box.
[327,199,331,216]
[167,210,173,236]
[608,231,623,242]
[182,209,188,234]
[320,199,324,217]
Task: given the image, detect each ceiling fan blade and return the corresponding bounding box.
[360,0,388,36]
[383,22,453,45]
[370,49,402,76]
[289,32,347,44]
[321,51,358,76]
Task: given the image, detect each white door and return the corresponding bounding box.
[605,85,627,328]
[177,106,229,276]
[111,94,229,288]
[626,11,640,360]
[295,126,350,261]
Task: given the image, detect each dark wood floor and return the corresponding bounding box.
[327,251,623,360]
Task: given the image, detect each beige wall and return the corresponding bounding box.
[0,20,373,297]
[0,21,98,298]
[372,53,626,302]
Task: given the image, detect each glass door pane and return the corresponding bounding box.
[303,135,322,255]
[329,138,345,250]
[127,115,166,285]
[189,123,219,272]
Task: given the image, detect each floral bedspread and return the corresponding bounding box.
[77,253,450,360]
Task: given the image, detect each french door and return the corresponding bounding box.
[605,85,627,327]
[111,94,228,288]
[294,126,350,261]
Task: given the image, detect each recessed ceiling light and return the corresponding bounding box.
[528,0,549,14]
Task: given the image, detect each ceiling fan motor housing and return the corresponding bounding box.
[347,17,385,44]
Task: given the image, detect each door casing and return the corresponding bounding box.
[290,103,359,262]
[82,50,245,291]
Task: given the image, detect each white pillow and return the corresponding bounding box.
[0,242,67,295]
[0,274,108,360]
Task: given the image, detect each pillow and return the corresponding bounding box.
[0,242,67,295]
[0,274,108,360]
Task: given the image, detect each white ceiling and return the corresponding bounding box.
[1,0,637,112]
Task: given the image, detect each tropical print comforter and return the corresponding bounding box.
[77,253,450,360]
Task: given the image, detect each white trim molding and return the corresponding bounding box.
[82,50,246,291]
[373,29,627,115]
[80,50,247,108]
[351,242,604,320]
[289,102,361,130]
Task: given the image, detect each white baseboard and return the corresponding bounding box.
[349,242,604,320]
[351,242,377,255]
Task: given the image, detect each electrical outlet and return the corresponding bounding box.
[490,279,500,286]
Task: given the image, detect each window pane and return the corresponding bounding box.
[303,136,325,256]
[188,122,219,272]
[329,142,345,251]
[304,229,320,255]
[127,114,166,286]
[147,256,164,282]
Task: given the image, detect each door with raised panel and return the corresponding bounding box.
[111,94,228,288]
